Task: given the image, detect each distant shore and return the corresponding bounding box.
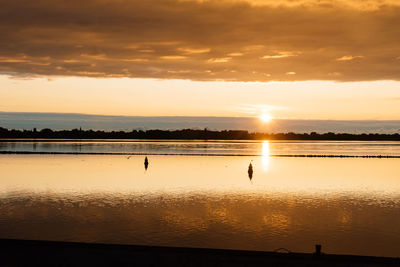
[0,239,399,266]
[1,151,400,158]
[1,127,400,141]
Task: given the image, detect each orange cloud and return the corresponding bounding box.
[336,55,364,61]
[208,57,232,63]
[160,56,188,60]
[0,0,400,81]
[261,51,298,59]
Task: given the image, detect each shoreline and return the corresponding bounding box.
[2,138,400,142]
[1,239,399,266]
[2,128,400,141]
[1,151,400,158]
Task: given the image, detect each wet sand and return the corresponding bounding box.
[1,239,399,266]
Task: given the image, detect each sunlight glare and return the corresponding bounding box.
[260,113,273,123]
[261,140,270,171]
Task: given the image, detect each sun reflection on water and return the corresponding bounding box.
[261,140,270,171]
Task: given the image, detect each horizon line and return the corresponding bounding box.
[1,111,400,122]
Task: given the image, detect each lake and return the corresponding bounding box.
[1,139,400,156]
[1,140,400,257]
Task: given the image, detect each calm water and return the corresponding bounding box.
[1,140,400,156]
[1,141,400,257]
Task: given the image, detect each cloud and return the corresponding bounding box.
[236,104,287,116]
[261,51,298,59]
[227,52,243,57]
[0,58,30,63]
[137,49,155,53]
[178,47,210,54]
[208,57,232,63]
[244,0,400,10]
[0,0,400,81]
[336,55,364,61]
[159,55,188,60]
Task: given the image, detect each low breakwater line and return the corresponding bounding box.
[1,151,400,158]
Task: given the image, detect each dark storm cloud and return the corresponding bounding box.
[1,0,400,81]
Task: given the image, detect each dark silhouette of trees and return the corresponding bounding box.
[0,126,399,141]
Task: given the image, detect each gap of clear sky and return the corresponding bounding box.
[1,76,400,120]
[1,0,400,121]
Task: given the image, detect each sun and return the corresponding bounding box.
[260,113,273,123]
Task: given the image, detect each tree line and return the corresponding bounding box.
[1,127,400,140]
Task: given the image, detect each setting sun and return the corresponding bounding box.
[260,113,273,123]
[1,0,400,263]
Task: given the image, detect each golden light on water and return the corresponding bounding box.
[261,140,270,171]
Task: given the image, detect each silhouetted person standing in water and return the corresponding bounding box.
[144,156,149,170]
[248,162,253,180]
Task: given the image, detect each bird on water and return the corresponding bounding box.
[144,156,149,170]
[248,162,253,180]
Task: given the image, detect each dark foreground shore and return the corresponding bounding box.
[0,239,399,266]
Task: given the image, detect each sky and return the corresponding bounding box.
[1,0,400,121]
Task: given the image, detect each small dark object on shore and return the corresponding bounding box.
[315,245,322,256]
